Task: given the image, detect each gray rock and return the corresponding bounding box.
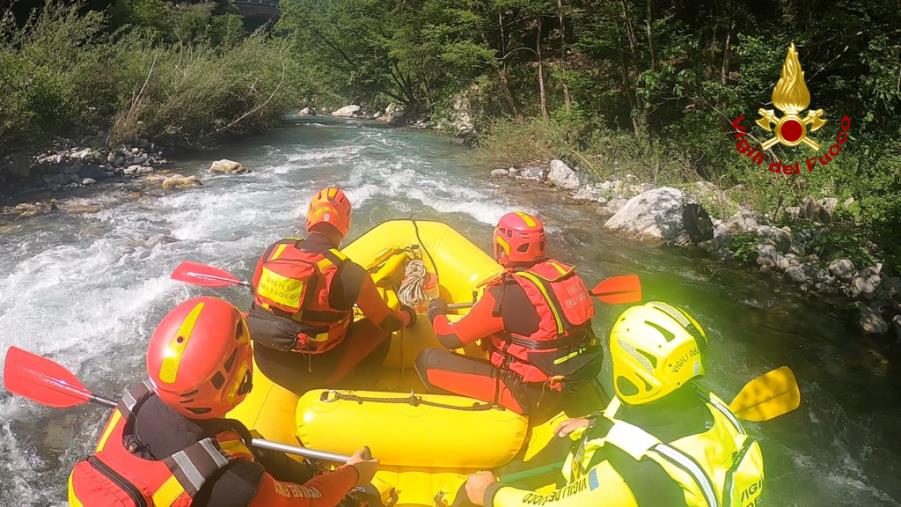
[842,197,856,211]
[820,197,839,216]
[859,305,889,334]
[894,315,901,340]
[490,168,509,177]
[298,107,316,116]
[379,103,403,123]
[784,265,810,284]
[136,166,153,175]
[82,178,97,186]
[720,208,759,236]
[784,206,801,221]
[756,244,781,268]
[547,159,580,189]
[210,159,248,175]
[828,258,856,281]
[516,165,546,181]
[331,105,361,117]
[755,225,792,252]
[572,184,607,202]
[603,187,685,242]
[850,272,882,299]
[605,198,629,215]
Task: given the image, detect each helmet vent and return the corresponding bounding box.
[224,349,237,372]
[617,376,640,396]
[516,243,530,252]
[181,389,199,397]
[646,320,676,342]
[187,407,211,415]
[618,339,655,372]
[211,372,225,389]
[649,302,691,328]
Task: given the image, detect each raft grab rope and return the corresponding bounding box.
[320,390,498,412]
[397,259,427,308]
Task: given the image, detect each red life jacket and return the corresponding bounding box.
[488,259,598,385]
[68,382,254,507]
[251,238,352,354]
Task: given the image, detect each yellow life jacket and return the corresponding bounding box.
[564,392,764,507]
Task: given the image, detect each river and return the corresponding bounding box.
[1,116,898,505]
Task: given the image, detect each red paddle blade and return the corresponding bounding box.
[171,261,246,288]
[591,274,642,304]
[3,346,93,408]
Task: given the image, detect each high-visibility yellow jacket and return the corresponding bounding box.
[488,392,764,507]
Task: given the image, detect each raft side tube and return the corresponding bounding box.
[296,389,528,468]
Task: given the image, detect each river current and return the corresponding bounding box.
[1,117,899,505]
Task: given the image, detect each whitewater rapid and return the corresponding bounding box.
[1,118,898,505]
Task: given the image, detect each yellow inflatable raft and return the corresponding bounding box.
[228,220,606,506]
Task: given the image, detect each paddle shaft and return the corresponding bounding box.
[78,388,350,463]
[189,271,250,287]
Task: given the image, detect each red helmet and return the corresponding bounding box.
[306,187,352,238]
[493,211,546,266]
[146,297,252,420]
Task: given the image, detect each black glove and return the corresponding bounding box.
[428,298,449,323]
[400,304,417,328]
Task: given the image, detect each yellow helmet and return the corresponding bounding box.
[609,302,708,405]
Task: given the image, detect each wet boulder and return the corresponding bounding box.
[162,174,202,190]
[828,258,856,281]
[859,304,889,334]
[515,165,546,181]
[490,168,510,177]
[298,107,316,116]
[332,105,361,117]
[209,159,248,175]
[547,159,580,190]
[603,187,684,242]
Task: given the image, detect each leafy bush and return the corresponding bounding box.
[0,2,307,158]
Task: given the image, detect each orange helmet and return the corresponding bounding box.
[493,211,546,266]
[306,187,352,238]
[146,297,252,419]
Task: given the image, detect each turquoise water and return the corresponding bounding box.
[0,116,898,505]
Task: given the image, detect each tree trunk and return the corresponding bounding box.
[645,0,655,71]
[620,0,646,134]
[721,19,734,85]
[536,16,549,120]
[557,0,571,110]
[497,11,524,121]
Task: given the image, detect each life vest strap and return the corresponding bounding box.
[163,437,230,496]
[507,327,590,350]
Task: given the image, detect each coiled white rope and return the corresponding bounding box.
[398,259,427,308]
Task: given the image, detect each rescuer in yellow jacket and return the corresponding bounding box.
[462,301,765,507]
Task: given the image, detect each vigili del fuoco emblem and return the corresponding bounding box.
[756,43,826,151]
[731,43,851,175]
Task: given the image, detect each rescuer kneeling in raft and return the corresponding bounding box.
[67,297,379,507]
[416,211,601,418]
[248,187,416,393]
[461,302,765,507]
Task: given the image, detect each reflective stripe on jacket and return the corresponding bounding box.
[68,382,251,507]
[488,259,596,383]
[251,238,352,354]
[490,392,764,507]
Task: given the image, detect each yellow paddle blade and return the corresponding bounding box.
[729,366,800,422]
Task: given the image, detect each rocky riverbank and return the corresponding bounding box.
[491,159,901,338]
[0,135,250,219]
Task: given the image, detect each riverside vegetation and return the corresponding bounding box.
[0,0,305,188]
[2,1,899,333]
[277,0,899,334]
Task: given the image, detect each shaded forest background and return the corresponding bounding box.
[1,0,899,266]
